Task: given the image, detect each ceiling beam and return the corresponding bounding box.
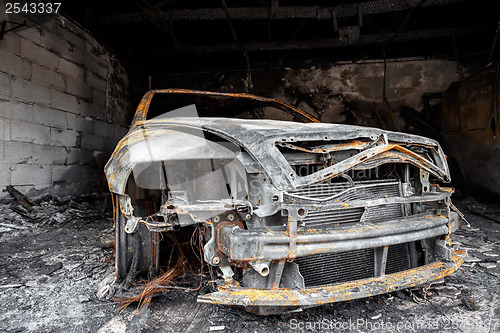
[91,0,471,25]
[134,25,489,55]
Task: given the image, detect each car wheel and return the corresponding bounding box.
[114,195,160,282]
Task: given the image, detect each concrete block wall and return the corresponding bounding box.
[0,13,131,199]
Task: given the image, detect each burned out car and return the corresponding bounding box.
[105,89,465,314]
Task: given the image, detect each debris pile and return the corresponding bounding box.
[0,187,117,332]
[1,186,111,231]
[451,199,500,274]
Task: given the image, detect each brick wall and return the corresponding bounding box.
[0,14,132,199]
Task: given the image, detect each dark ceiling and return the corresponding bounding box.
[56,0,499,74]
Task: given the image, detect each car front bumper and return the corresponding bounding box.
[198,250,465,307]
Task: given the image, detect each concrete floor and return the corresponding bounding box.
[0,196,499,333]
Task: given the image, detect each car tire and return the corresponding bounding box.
[114,195,159,282]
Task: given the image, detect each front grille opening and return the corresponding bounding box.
[301,207,365,228]
[289,179,405,228]
[296,249,375,287]
[286,179,402,203]
[386,241,426,274]
[386,243,411,274]
[296,241,426,288]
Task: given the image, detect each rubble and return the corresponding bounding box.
[0,194,499,332]
[0,190,117,332]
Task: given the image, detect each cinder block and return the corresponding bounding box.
[0,101,12,118]
[52,165,81,183]
[81,101,105,119]
[53,181,93,196]
[0,72,11,99]
[55,25,86,51]
[104,137,119,153]
[11,77,51,106]
[66,78,92,100]
[50,127,79,147]
[92,150,108,167]
[19,37,58,70]
[81,132,104,151]
[81,166,105,182]
[66,113,93,133]
[86,71,107,92]
[39,30,72,61]
[4,141,34,164]
[57,58,84,81]
[0,49,32,79]
[114,125,129,139]
[1,33,20,55]
[67,148,93,165]
[81,52,101,76]
[32,144,67,165]
[97,61,109,79]
[33,183,52,192]
[0,139,5,161]
[0,116,11,141]
[33,105,67,129]
[31,64,65,91]
[0,162,10,187]
[11,164,51,185]
[9,101,34,122]
[16,26,41,45]
[92,89,106,107]
[10,120,51,145]
[50,90,81,114]
[6,142,66,166]
[94,120,114,138]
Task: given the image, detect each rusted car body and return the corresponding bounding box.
[105,89,464,314]
[441,63,500,195]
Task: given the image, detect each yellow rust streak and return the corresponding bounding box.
[436,185,455,194]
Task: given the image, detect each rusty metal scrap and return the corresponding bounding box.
[6,186,35,213]
[198,250,465,307]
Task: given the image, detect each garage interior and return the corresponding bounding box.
[1,0,499,332]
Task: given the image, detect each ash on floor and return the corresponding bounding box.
[1,195,499,333]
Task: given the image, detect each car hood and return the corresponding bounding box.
[105,117,450,194]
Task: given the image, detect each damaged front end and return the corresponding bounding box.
[105,89,465,314]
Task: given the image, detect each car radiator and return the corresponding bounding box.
[296,243,412,287]
[288,179,412,287]
[286,179,404,227]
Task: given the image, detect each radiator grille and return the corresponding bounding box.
[364,204,404,223]
[294,180,404,227]
[285,179,401,202]
[302,207,365,228]
[301,204,403,228]
[295,249,374,287]
[296,242,415,287]
[386,243,411,274]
